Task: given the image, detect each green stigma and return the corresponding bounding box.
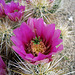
[32,36,42,44]
[14,10,18,12]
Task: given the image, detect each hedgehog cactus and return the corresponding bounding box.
[0,0,74,75]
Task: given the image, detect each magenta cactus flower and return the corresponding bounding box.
[50,0,54,3]
[0,56,6,75]
[11,17,63,65]
[5,1,25,22]
[0,0,6,17]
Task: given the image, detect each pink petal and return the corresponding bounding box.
[44,24,55,42]
[52,29,61,40]
[11,36,23,47]
[13,28,23,41]
[0,0,5,6]
[50,45,63,55]
[25,53,35,62]
[0,68,6,75]
[34,18,45,37]
[52,38,63,47]
[33,53,47,61]
[57,44,63,52]
[26,53,34,59]
[27,17,35,31]
[20,22,35,42]
[13,27,28,44]
[0,56,6,69]
[50,47,57,53]
[12,46,26,60]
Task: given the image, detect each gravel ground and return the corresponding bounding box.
[56,0,75,75]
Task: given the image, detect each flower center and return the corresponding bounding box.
[14,10,18,12]
[31,41,46,56]
[25,37,47,56]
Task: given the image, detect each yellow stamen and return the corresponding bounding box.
[14,10,18,12]
[31,41,46,55]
